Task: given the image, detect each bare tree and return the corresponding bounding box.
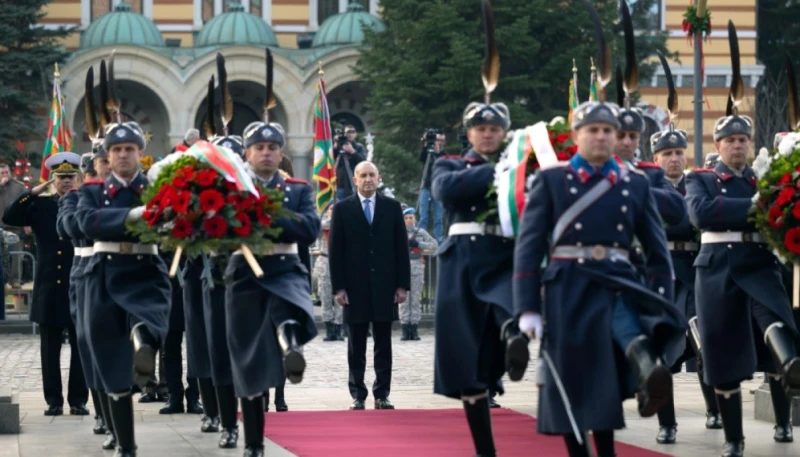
[753,68,790,151]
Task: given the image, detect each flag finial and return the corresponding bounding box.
[572,59,577,73]
[54,63,60,79]
[590,57,596,73]
[318,61,324,76]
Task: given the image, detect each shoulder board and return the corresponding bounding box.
[689,168,715,174]
[285,177,308,185]
[441,154,463,160]
[635,161,661,169]
[82,179,105,185]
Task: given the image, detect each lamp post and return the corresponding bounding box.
[693,0,705,167]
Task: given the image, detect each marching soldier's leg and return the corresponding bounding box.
[274,380,288,412]
[768,375,793,443]
[97,390,117,450]
[270,297,307,384]
[593,430,616,457]
[130,322,159,388]
[698,369,722,429]
[563,434,590,457]
[461,390,496,457]
[216,384,239,448]
[764,322,800,394]
[655,391,677,444]
[107,390,137,457]
[612,297,671,417]
[197,378,220,432]
[240,396,265,457]
[89,389,106,434]
[714,384,744,457]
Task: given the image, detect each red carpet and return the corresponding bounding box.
[262,408,670,457]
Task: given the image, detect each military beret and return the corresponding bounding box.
[403,207,415,216]
[103,122,146,150]
[463,102,511,130]
[243,121,286,148]
[651,129,688,154]
[616,107,645,133]
[45,152,82,176]
[712,114,752,141]
[571,101,621,130]
[211,135,245,157]
[80,152,95,175]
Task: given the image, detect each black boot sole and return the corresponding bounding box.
[638,365,672,417]
[506,336,530,382]
[284,350,306,384]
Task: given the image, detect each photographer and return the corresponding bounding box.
[417,129,445,243]
[333,125,366,201]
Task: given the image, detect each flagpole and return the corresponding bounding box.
[692,0,704,167]
[572,58,578,100]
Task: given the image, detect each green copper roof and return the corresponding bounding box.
[195,3,279,48]
[312,2,386,48]
[81,1,164,50]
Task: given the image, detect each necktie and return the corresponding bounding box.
[363,199,372,225]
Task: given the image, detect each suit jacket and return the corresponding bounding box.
[329,193,410,324]
[3,191,74,327]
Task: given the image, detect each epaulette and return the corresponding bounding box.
[285,177,308,185]
[635,161,661,169]
[82,178,105,185]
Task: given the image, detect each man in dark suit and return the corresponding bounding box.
[3,152,88,416]
[329,161,411,410]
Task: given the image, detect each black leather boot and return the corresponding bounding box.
[625,336,672,418]
[130,324,158,387]
[656,391,677,444]
[502,318,529,382]
[197,378,219,432]
[277,320,305,384]
[765,323,800,395]
[323,322,336,341]
[98,391,117,450]
[411,324,421,341]
[90,389,107,434]
[698,371,722,429]
[158,394,185,414]
[716,390,744,457]
[769,377,794,442]
[400,324,410,341]
[274,385,288,412]
[462,393,496,457]
[108,392,137,457]
[216,385,239,448]
[240,396,265,457]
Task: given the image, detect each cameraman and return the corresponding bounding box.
[333,125,366,201]
[418,130,446,243]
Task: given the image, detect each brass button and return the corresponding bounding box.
[57,251,62,255]
[57,265,61,270]
[57,280,61,284]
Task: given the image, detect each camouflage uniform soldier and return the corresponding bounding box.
[400,206,438,341]
[314,205,343,341]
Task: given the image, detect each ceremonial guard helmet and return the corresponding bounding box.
[462,1,510,132]
[712,21,753,142]
[650,52,688,154]
[614,1,644,133]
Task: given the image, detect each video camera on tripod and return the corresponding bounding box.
[421,128,444,157]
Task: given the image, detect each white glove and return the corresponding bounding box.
[126,206,146,222]
[519,312,543,340]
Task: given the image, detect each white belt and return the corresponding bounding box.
[666,241,699,251]
[73,247,93,257]
[700,232,765,244]
[448,222,504,237]
[93,241,158,255]
[233,243,298,256]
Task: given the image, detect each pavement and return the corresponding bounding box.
[0,329,797,457]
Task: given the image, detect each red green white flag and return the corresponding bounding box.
[40,75,72,181]
[312,78,336,213]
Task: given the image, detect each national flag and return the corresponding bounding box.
[40,73,73,181]
[312,78,336,212]
[589,72,600,102]
[188,141,260,197]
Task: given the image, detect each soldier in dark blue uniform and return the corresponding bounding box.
[650,129,722,443]
[685,112,800,457]
[76,121,171,457]
[510,102,686,457]
[431,101,514,457]
[57,149,111,437]
[2,152,89,417]
[225,121,319,457]
[181,135,246,448]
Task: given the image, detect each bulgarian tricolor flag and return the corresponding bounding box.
[40,68,72,182]
[495,123,558,237]
[188,140,260,197]
[567,78,579,124]
[312,78,336,213]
